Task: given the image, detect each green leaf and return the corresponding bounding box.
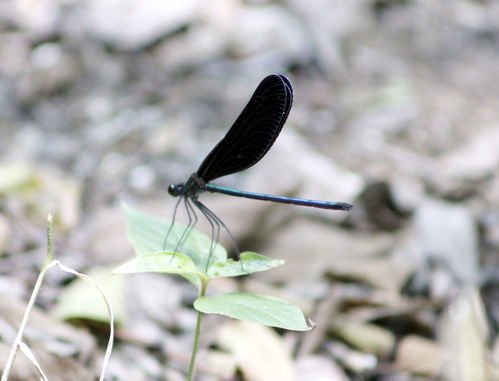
[113,252,204,277]
[194,292,312,331]
[54,267,126,325]
[122,203,226,271]
[208,252,284,278]
[180,273,201,288]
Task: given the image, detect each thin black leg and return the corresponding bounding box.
[163,196,183,251]
[195,200,242,263]
[175,197,198,252]
[169,197,198,262]
[199,202,240,259]
[198,202,246,273]
[193,199,221,272]
[181,197,199,249]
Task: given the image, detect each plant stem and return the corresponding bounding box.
[45,214,53,264]
[187,278,207,381]
[2,215,56,381]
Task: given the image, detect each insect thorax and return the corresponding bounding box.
[168,173,205,198]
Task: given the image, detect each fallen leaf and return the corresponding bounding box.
[331,319,395,357]
[216,320,296,381]
[396,335,442,376]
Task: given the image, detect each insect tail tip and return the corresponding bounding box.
[342,203,354,211]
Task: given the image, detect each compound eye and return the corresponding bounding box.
[167,184,176,196]
[168,183,185,197]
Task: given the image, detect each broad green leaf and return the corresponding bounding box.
[208,252,284,278]
[122,203,227,271]
[54,267,126,325]
[194,292,312,331]
[113,252,203,277]
[180,273,201,288]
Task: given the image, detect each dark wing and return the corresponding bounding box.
[196,74,293,182]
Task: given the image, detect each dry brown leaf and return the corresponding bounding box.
[439,286,490,381]
[216,320,296,381]
[204,350,238,380]
[325,341,377,374]
[296,354,349,381]
[327,257,413,292]
[331,319,395,357]
[0,341,95,381]
[0,296,97,380]
[396,335,442,376]
[256,219,395,284]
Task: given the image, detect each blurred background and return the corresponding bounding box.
[1,0,499,380]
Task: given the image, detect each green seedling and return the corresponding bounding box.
[115,204,312,380]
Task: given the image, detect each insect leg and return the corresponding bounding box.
[179,197,199,249]
[169,197,198,262]
[195,200,241,261]
[163,196,183,251]
[192,199,220,272]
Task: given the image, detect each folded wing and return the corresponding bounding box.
[196,74,293,182]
